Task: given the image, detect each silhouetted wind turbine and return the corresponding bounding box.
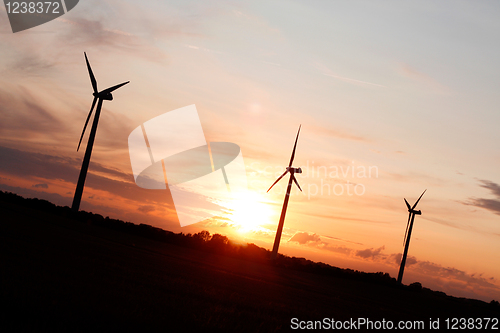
[71,52,129,212]
[397,189,426,283]
[267,125,303,260]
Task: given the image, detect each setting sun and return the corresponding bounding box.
[223,191,274,233]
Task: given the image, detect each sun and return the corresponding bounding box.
[224,191,274,233]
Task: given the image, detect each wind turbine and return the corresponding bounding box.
[397,189,426,284]
[71,52,129,212]
[267,125,303,260]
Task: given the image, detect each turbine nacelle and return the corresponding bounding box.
[93,91,113,100]
[286,166,302,174]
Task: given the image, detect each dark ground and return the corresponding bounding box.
[1,195,499,332]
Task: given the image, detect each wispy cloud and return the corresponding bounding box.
[307,211,390,225]
[1,54,56,77]
[466,179,500,215]
[0,86,65,141]
[323,73,386,88]
[314,62,386,88]
[386,171,450,187]
[308,123,371,142]
[399,63,452,95]
[57,17,168,63]
[231,9,280,34]
[261,60,281,67]
[183,44,223,54]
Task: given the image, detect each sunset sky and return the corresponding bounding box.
[1,1,500,302]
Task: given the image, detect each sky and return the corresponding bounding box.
[1,0,500,302]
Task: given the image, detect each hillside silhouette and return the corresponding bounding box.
[1,190,499,331]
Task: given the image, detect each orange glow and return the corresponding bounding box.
[223,191,273,233]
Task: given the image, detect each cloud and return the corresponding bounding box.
[386,252,497,291]
[286,231,348,252]
[32,183,48,189]
[0,86,65,140]
[388,253,417,267]
[0,145,172,205]
[384,251,499,300]
[324,245,353,255]
[287,231,358,256]
[355,246,385,260]
[421,215,472,232]
[0,77,136,164]
[308,124,371,143]
[0,0,210,82]
[321,234,364,246]
[314,62,385,88]
[0,145,78,182]
[413,260,499,292]
[399,63,451,94]
[0,183,71,207]
[289,232,321,244]
[320,242,499,297]
[307,211,390,226]
[478,179,500,197]
[466,179,500,215]
[386,171,449,186]
[138,205,156,213]
[323,73,386,88]
[1,54,56,77]
[471,198,500,214]
[57,18,166,63]
[230,8,280,34]
[183,44,223,54]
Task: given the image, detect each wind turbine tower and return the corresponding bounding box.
[267,125,303,260]
[71,52,129,212]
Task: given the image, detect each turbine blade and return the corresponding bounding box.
[412,189,427,210]
[288,125,301,167]
[403,212,411,246]
[292,175,302,192]
[404,198,411,210]
[100,81,130,95]
[77,97,97,152]
[84,52,98,94]
[267,170,288,193]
